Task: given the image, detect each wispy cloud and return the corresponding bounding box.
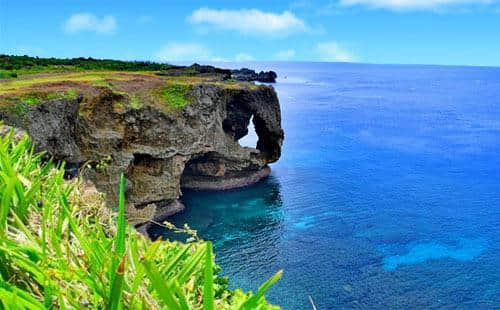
[64,13,117,35]
[155,42,256,62]
[235,53,255,61]
[275,49,296,60]
[315,42,355,62]
[188,8,307,35]
[155,42,211,61]
[9,46,44,56]
[339,0,495,10]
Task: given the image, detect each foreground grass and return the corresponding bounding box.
[0,130,281,309]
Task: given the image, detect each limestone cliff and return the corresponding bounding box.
[0,70,284,225]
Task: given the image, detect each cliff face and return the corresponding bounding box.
[1,74,283,225]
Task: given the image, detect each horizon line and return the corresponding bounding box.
[3,53,500,70]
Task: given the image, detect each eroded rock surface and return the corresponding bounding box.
[231,68,278,83]
[2,82,283,225]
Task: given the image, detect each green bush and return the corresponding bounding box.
[0,130,281,309]
[0,55,172,78]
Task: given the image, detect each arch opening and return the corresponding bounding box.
[238,115,258,148]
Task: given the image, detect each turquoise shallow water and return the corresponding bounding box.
[163,62,500,309]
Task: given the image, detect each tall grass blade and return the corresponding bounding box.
[107,174,127,309]
[115,173,126,257]
[108,254,126,310]
[0,131,282,309]
[239,270,283,310]
[203,241,214,310]
[142,257,182,310]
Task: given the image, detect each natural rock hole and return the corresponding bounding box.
[180,109,275,191]
[238,116,258,148]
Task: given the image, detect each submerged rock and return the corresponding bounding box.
[0,73,284,225]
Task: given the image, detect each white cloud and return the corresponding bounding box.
[339,0,494,10]
[9,46,44,56]
[235,53,255,61]
[276,49,296,60]
[64,13,117,35]
[210,57,230,62]
[188,8,307,35]
[316,42,355,62]
[155,42,212,61]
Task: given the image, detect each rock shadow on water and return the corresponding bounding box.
[149,175,284,247]
[383,238,487,271]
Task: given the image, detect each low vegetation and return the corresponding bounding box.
[0,71,138,94]
[0,55,172,78]
[0,55,259,118]
[0,89,81,120]
[0,129,281,309]
[18,89,79,105]
[159,82,191,109]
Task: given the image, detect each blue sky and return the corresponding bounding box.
[1,0,500,66]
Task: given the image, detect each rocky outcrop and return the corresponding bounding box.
[162,65,278,83]
[26,98,82,161]
[2,82,283,226]
[181,166,271,190]
[163,64,232,79]
[231,68,278,83]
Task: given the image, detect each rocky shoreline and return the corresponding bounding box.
[181,166,271,191]
[168,64,278,83]
[231,68,278,83]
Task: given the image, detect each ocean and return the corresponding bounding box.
[167,62,500,309]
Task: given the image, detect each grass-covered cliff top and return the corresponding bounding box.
[0,55,259,113]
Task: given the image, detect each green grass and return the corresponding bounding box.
[0,72,137,95]
[21,89,78,105]
[22,93,41,106]
[0,89,80,120]
[2,89,80,108]
[130,95,142,109]
[0,128,281,309]
[64,88,79,100]
[0,70,18,79]
[160,83,190,109]
[91,79,114,88]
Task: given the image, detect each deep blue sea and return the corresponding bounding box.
[169,62,500,309]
